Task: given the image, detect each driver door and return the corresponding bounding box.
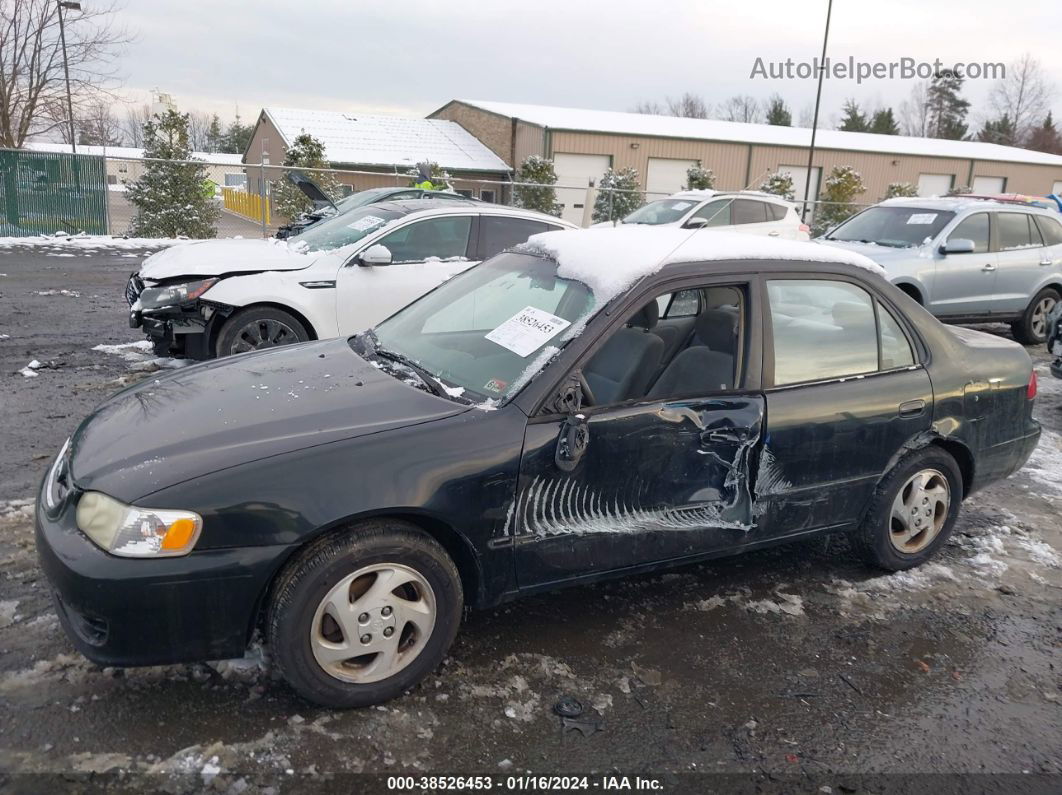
[510,281,766,589]
[335,214,478,333]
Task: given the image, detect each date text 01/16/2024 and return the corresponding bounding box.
[385,775,664,791]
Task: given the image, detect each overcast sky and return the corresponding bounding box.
[114,0,1060,128]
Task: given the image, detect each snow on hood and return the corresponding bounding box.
[518,226,886,304]
[138,238,315,280]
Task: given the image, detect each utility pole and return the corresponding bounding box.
[802,0,833,223]
[57,1,82,153]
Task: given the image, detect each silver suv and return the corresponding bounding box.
[819,197,1062,343]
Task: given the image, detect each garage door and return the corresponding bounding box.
[646,158,698,198]
[972,176,1006,194]
[778,164,821,219]
[917,174,954,197]
[1054,181,1062,196]
[553,153,611,225]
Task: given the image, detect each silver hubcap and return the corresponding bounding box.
[310,563,436,684]
[889,469,950,554]
[230,318,300,354]
[1031,296,1056,339]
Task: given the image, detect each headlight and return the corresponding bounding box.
[75,492,202,558]
[139,278,218,311]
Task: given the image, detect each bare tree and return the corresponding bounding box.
[119,102,151,147]
[899,80,930,136]
[631,99,665,115]
[75,98,122,145]
[720,95,761,123]
[186,110,213,152]
[0,0,127,148]
[665,92,710,119]
[988,53,1055,145]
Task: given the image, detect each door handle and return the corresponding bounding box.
[981,263,996,272]
[1040,258,1053,266]
[768,231,780,237]
[898,399,926,418]
[700,427,751,445]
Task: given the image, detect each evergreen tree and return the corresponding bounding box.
[513,155,561,216]
[1025,112,1062,155]
[222,117,254,155]
[812,165,865,236]
[765,95,792,126]
[976,114,1016,145]
[127,110,220,238]
[869,108,899,135]
[759,171,795,200]
[592,167,642,223]
[685,165,715,190]
[838,100,869,132]
[271,133,341,221]
[926,70,970,140]
[884,182,918,199]
[205,114,224,153]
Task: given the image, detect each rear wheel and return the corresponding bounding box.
[267,521,463,708]
[1011,287,1059,345]
[215,306,310,357]
[856,447,962,571]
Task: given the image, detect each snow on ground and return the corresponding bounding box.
[91,340,193,373]
[32,289,80,298]
[0,498,34,522]
[1023,429,1062,497]
[0,232,191,250]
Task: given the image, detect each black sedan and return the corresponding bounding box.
[35,227,1041,707]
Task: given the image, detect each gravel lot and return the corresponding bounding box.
[1,242,1060,792]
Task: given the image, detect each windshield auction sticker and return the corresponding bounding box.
[348,215,386,231]
[906,213,938,225]
[485,306,571,357]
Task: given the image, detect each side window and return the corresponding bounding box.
[581,286,744,405]
[997,212,1038,250]
[732,200,768,225]
[767,279,879,385]
[375,216,472,263]
[664,289,700,318]
[949,213,990,253]
[693,200,731,226]
[767,203,788,221]
[878,302,915,370]
[1035,215,1062,246]
[478,216,548,259]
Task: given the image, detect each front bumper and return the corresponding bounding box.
[35,485,290,667]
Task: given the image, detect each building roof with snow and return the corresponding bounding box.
[255,108,510,173]
[452,99,1062,167]
[22,141,243,165]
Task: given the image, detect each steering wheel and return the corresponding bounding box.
[576,370,596,407]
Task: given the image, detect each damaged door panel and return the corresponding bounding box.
[509,396,765,587]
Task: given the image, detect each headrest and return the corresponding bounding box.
[628,301,659,330]
[696,307,738,351]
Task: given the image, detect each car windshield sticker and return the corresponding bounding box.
[671,201,693,210]
[485,306,571,358]
[348,215,386,232]
[483,378,508,393]
[906,213,938,225]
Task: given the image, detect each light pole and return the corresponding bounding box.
[57,1,82,154]
[802,0,833,224]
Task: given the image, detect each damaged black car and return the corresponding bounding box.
[36,227,1041,708]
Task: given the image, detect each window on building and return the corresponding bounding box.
[480,189,496,203]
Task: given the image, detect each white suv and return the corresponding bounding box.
[610,190,810,240]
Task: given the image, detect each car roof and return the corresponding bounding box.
[374,199,576,226]
[878,196,1058,215]
[668,189,795,206]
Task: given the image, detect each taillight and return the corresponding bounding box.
[1027,370,1037,400]
[799,223,811,234]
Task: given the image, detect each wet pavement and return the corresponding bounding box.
[0,244,1060,792]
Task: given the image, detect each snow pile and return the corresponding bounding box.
[18,359,40,378]
[520,225,885,305]
[0,499,34,522]
[32,289,80,298]
[0,232,190,250]
[92,340,193,373]
[1023,429,1062,497]
[686,586,806,617]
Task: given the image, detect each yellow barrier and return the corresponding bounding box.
[222,187,270,225]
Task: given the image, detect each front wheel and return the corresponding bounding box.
[1011,287,1060,345]
[267,521,463,708]
[215,306,311,357]
[856,447,963,572]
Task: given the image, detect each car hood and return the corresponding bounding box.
[69,338,468,501]
[816,239,930,269]
[138,238,319,280]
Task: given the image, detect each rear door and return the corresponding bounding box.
[993,211,1049,315]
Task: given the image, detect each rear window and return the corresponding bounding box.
[1034,215,1062,247]
[733,200,768,224]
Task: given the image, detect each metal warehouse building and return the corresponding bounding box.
[431,99,1062,225]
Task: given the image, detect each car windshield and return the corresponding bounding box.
[622,199,699,225]
[333,187,398,212]
[292,205,404,252]
[365,252,594,404]
[825,206,956,247]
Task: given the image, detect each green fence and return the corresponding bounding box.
[0,149,108,237]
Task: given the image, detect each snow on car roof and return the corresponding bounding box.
[263,108,511,172]
[878,196,1059,214]
[518,226,886,303]
[456,100,1062,168]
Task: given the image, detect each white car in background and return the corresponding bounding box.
[127,200,573,359]
[606,190,810,240]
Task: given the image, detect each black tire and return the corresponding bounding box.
[215,306,311,358]
[267,521,463,708]
[855,447,963,572]
[1010,287,1060,345]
